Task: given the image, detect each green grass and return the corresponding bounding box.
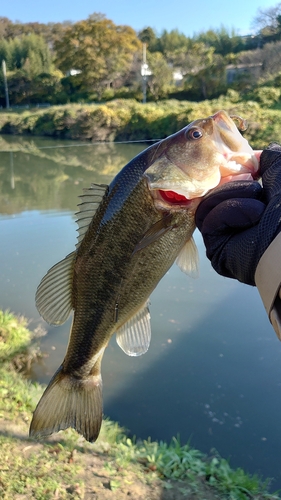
[112,437,276,498]
[1,97,281,148]
[0,436,83,499]
[0,310,279,499]
[0,310,31,362]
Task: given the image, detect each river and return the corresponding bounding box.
[0,134,281,490]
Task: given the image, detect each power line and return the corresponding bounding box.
[0,138,162,154]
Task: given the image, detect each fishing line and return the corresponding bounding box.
[0,138,162,153]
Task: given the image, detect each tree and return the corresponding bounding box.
[184,43,227,99]
[146,51,173,99]
[252,3,281,34]
[4,70,33,104]
[157,29,191,56]
[238,40,281,80]
[0,38,13,68]
[0,17,69,44]
[54,13,141,98]
[0,17,12,38]
[21,34,53,76]
[0,34,59,105]
[29,70,64,104]
[0,34,53,75]
[138,27,157,48]
[252,2,281,42]
[194,26,245,56]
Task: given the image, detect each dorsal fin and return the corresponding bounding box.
[35,251,76,325]
[175,237,199,278]
[75,183,108,248]
[116,302,151,356]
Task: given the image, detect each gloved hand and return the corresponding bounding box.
[195,143,281,286]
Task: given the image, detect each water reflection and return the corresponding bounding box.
[0,135,145,214]
[0,134,281,490]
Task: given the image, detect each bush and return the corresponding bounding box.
[251,86,281,107]
[0,98,281,148]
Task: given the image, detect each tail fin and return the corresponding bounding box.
[29,365,103,442]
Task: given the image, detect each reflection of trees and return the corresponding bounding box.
[0,136,145,215]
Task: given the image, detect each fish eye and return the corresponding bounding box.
[187,128,203,140]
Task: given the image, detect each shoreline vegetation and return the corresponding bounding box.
[0,310,279,499]
[1,96,281,148]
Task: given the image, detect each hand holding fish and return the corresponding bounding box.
[195,143,281,337]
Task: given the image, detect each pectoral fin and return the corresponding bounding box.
[176,237,199,278]
[36,251,76,325]
[133,213,174,254]
[116,302,151,356]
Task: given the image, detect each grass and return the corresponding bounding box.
[0,310,31,362]
[0,310,279,499]
[0,436,83,499]
[113,437,275,499]
[1,97,281,148]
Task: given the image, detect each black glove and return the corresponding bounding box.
[195,143,281,286]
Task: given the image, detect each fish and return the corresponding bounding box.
[29,110,259,443]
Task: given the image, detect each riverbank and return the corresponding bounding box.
[1,98,281,148]
[0,310,278,499]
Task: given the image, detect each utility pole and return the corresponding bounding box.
[2,60,10,109]
[141,43,151,104]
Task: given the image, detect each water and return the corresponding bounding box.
[1,134,281,490]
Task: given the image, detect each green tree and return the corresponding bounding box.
[5,70,33,104]
[0,34,59,105]
[0,34,52,75]
[21,34,53,76]
[144,29,193,71]
[0,38,13,68]
[138,27,157,48]
[157,29,191,56]
[54,13,141,98]
[146,51,173,99]
[184,43,227,99]
[29,70,64,104]
[194,26,245,56]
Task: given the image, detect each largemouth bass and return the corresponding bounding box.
[30,110,259,442]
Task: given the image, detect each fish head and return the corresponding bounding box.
[145,110,260,209]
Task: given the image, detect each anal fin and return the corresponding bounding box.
[116,302,151,356]
[175,237,199,278]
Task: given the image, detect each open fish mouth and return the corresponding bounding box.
[157,190,192,205]
[154,151,261,207]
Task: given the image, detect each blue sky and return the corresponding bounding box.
[1,0,276,36]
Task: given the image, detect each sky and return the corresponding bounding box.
[0,0,277,36]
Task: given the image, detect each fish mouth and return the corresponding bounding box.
[157,189,192,206]
[152,149,262,208]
